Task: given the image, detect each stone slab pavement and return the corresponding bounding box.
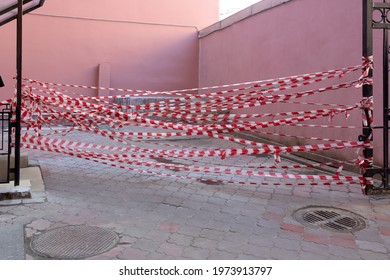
[0,129,390,260]
[0,224,25,260]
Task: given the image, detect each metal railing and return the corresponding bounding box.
[0,103,12,184]
[362,0,390,194]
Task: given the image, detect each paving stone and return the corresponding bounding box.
[10,216,35,225]
[375,214,390,222]
[270,247,300,260]
[25,253,35,260]
[163,197,185,208]
[207,197,227,206]
[205,220,231,232]
[354,230,385,243]
[217,240,246,254]
[92,246,124,260]
[301,241,331,256]
[302,233,329,245]
[0,224,25,260]
[329,237,358,249]
[262,212,285,222]
[356,240,388,254]
[220,205,242,215]
[157,242,184,257]
[329,245,362,260]
[118,247,149,260]
[358,250,390,260]
[277,230,302,241]
[26,219,52,231]
[240,206,267,218]
[132,239,161,252]
[25,227,38,238]
[248,234,275,247]
[280,223,305,234]
[213,212,236,223]
[186,216,212,228]
[235,215,258,226]
[168,233,193,246]
[0,213,15,222]
[273,237,302,251]
[182,247,210,259]
[223,232,250,244]
[241,244,271,259]
[61,215,88,225]
[229,222,257,235]
[192,237,219,249]
[199,229,224,241]
[123,227,151,239]
[147,252,169,259]
[208,250,239,260]
[159,222,180,233]
[212,191,233,201]
[379,227,390,237]
[230,194,251,203]
[264,205,286,215]
[257,219,281,230]
[176,225,203,237]
[252,225,280,238]
[181,199,203,210]
[237,254,262,260]
[200,202,222,213]
[119,235,137,245]
[299,251,332,260]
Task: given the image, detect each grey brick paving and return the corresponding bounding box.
[1,129,390,260]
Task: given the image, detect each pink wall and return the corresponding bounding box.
[0,0,218,99]
[38,0,219,30]
[199,0,385,165]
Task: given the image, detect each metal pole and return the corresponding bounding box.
[14,0,23,186]
[362,0,374,192]
[384,6,390,187]
[363,0,373,99]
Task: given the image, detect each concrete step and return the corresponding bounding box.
[0,154,29,181]
[0,180,32,201]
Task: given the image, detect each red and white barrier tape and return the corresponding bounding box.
[24,79,359,116]
[20,136,364,186]
[22,93,361,142]
[23,64,362,100]
[22,81,360,134]
[1,62,372,189]
[21,133,366,166]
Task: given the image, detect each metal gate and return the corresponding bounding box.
[0,103,12,184]
[362,0,390,194]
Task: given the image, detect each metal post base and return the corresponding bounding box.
[365,185,390,195]
[364,168,390,195]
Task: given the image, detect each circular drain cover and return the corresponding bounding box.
[293,206,366,233]
[30,225,119,259]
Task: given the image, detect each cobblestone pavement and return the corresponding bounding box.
[1,128,390,260]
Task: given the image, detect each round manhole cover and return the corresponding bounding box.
[293,206,366,233]
[30,225,119,259]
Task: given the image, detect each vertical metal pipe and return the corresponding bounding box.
[384,17,390,187]
[362,0,374,191]
[14,0,23,186]
[363,0,374,103]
